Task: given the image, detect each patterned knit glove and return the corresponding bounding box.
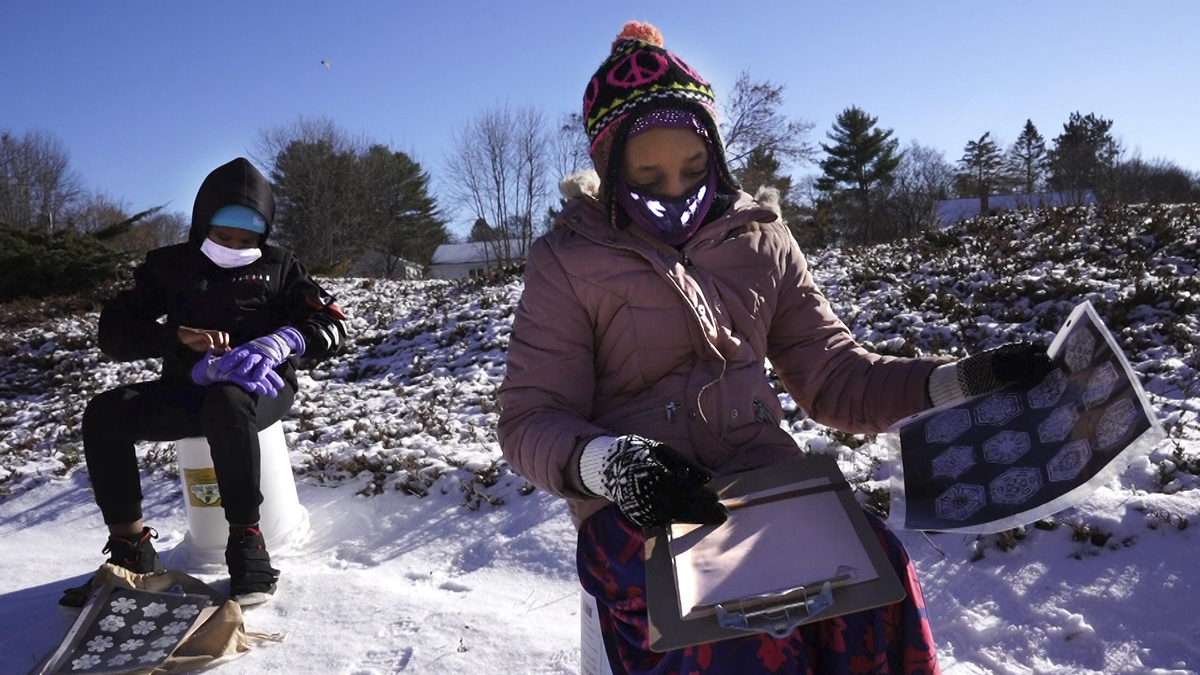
[579,435,728,528]
[928,342,1053,406]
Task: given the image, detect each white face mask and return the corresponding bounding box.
[200,237,262,268]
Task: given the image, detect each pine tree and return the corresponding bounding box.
[815,106,901,243]
[957,132,1004,214]
[358,145,448,276]
[1007,120,1047,194]
[735,145,808,242]
[1048,112,1120,203]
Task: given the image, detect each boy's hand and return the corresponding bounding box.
[178,326,230,354]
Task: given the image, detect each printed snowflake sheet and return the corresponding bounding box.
[887,301,1166,533]
[39,585,209,674]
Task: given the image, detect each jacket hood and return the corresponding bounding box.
[189,157,276,245]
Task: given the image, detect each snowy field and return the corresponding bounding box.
[1,204,1198,674]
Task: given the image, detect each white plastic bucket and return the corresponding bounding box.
[166,421,309,570]
[581,591,615,675]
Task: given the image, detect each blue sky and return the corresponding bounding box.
[5,1,1199,235]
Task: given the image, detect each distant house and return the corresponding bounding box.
[935,190,1098,227]
[345,251,424,280]
[427,239,528,280]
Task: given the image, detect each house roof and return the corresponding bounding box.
[937,190,1098,225]
[430,239,528,266]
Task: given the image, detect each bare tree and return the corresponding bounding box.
[885,142,955,234]
[1116,154,1199,204]
[719,71,816,172]
[0,129,83,231]
[443,105,553,265]
[551,111,592,181]
[63,191,130,234]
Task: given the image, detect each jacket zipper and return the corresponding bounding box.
[606,401,682,431]
[754,400,780,426]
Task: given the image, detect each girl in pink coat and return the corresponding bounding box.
[498,21,1049,675]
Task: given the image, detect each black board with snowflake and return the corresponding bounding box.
[887,301,1165,533]
[39,585,209,674]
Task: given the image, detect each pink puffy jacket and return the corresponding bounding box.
[498,184,946,528]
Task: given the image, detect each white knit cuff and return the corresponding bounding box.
[579,435,619,498]
[927,363,967,407]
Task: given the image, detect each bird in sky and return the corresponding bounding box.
[321,60,331,70]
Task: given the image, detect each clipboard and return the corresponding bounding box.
[644,454,906,652]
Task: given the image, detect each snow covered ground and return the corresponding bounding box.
[2,203,1198,674]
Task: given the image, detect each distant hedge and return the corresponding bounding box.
[0,224,135,302]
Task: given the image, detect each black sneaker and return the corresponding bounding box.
[226,525,279,607]
[60,528,165,608]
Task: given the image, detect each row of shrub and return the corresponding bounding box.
[0,224,136,303]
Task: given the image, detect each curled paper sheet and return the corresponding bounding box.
[887,301,1166,533]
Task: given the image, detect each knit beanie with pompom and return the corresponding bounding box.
[581,21,740,226]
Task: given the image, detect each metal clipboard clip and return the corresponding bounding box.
[712,570,851,639]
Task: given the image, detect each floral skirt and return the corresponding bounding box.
[577,504,940,675]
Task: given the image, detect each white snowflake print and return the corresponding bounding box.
[107,653,133,667]
[1064,328,1096,373]
[86,635,113,653]
[142,601,169,618]
[1082,361,1119,409]
[109,597,137,614]
[983,430,1032,464]
[172,604,200,619]
[71,654,101,670]
[1027,368,1068,409]
[935,483,987,521]
[98,615,126,633]
[152,635,179,649]
[119,638,144,652]
[931,446,976,480]
[1098,397,1140,449]
[162,621,190,635]
[973,393,1023,426]
[138,649,169,664]
[925,408,972,444]
[1047,439,1092,482]
[132,620,157,635]
[990,467,1043,505]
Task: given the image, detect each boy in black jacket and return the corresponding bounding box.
[62,157,348,607]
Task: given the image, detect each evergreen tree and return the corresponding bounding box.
[270,137,359,270]
[265,119,447,274]
[358,145,448,276]
[815,106,901,243]
[468,218,494,243]
[735,145,806,240]
[956,132,1004,214]
[1048,112,1120,203]
[1007,120,1047,194]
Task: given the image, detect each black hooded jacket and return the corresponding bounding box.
[98,157,348,385]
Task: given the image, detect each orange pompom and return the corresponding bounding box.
[611,20,664,52]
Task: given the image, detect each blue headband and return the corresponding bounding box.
[210,204,267,234]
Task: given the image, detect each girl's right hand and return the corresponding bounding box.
[178,326,231,354]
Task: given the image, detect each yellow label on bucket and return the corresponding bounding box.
[184,467,223,508]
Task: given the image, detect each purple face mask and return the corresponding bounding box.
[616,109,718,246]
[617,162,717,247]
